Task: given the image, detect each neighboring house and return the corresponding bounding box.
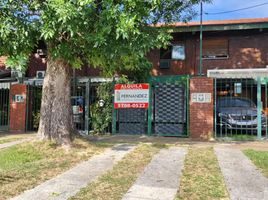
[1,17,268,139]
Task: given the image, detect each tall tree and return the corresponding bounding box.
[0,0,204,145]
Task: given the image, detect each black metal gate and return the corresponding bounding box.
[117,109,147,134]
[215,78,268,139]
[152,82,187,136]
[0,82,10,131]
[25,78,110,134]
[71,82,87,131]
[71,79,107,134]
[114,76,189,136]
[26,83,42,131]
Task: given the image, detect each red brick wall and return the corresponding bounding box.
[151,33,268,76]
[9,84,27,132]
[2,31,268,78]
[148,48,195,76]
[25,54,101,78]
[189,77,214,140]
[26,54,47,77]
[202,35,268,73]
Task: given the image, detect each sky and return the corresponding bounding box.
[192,0,268,21]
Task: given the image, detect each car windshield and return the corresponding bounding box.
[218,98,255,108]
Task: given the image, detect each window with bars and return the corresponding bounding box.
[202,38,229,59]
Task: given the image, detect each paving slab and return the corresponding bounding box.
[0,138,32,149]
[215,147,268,200]
[122,147,187,200]
[11,144,136,200]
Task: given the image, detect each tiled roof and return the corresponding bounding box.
[155,17,268,27]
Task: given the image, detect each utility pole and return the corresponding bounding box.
[199,1,203,76]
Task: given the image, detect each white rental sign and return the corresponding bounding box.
[114,84,149,109]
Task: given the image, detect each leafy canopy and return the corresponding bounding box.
[0,0,204,76]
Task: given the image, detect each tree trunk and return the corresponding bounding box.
[37,55,73,146]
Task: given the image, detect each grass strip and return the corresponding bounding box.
[244,149,268,177]
[176,147,229,200]
[70,143,163,200]
[0,134,34,144]
[229,134,257,141]
[0,137,107,200]
[0,138,20,144]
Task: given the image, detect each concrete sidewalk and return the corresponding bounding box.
[215,147,268,200]
[11,144,136,200]
[122,147,187,200]
[0,138,32,149]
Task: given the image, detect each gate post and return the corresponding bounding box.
[257,77,262,139]
[9,84,27,133]
[147,81,152,136]
[84,79,90,135]
[189,77,214,140]
[112,79,117,135]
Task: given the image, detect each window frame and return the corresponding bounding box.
[202,38,229,60]
[160,43,186,61]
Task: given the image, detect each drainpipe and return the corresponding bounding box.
[199,1,203,76]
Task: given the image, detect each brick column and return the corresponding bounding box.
[189,77,214,140]
[10,84,27,132]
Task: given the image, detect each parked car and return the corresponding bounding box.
[217,97,267,131]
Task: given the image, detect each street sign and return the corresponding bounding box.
[114,83,149,109]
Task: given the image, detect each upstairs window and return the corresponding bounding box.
[160,46,172,60]
[160,45,185,60]
[203,38,229,59]
[159,45,185,69]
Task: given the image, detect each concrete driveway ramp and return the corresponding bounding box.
[11,144,136,200]
[215,147,268,200]
[122,147,187,200]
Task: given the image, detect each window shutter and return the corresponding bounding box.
[203,38,228,58]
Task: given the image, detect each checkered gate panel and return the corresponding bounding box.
[154,83,186,136]
[118,109,147,134]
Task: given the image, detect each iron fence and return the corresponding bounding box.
[214,78,268,139]
[26,82,42,131]
[0,82,10,131]
[25,78,110,134]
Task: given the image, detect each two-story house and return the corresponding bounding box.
[1,18,268,139]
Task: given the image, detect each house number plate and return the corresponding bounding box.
[191,93,211,103]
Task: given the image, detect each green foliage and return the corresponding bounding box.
[90,75,142,134]
[5,54,29,72]
[90,82,113,134]
[0,0,206,76]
